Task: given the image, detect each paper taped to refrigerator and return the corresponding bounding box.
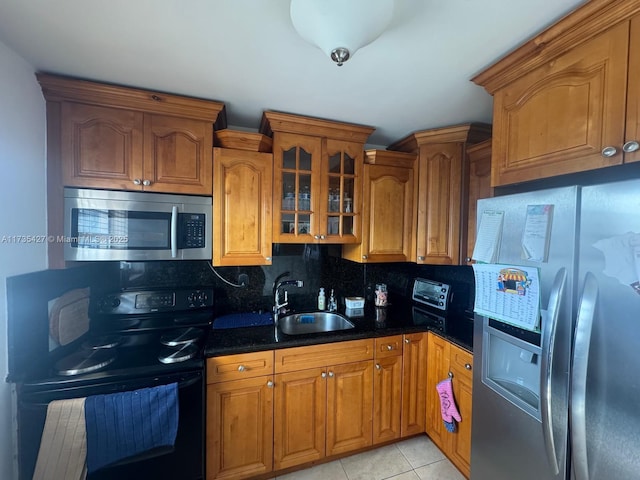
[472,210,504,263]
[472,263,541,331]
[521,204,553,263]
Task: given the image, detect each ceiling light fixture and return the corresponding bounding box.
[290,0,395,67]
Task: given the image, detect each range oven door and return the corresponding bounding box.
[17,369,204,480]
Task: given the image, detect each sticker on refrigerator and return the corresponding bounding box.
[472,263,541,331]
[521,204,553,263]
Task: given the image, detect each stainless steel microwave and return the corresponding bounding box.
[63,188,212,261]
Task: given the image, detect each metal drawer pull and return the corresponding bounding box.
[328,371,334,377]
[321,372,327,378]
[465,363,472,370]
[267,380,274,388]
[387,345,393,351]
[404,338,410,344]
[237,365,246,372]
[375,363,381,370]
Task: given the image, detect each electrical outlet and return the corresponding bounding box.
[238,273,249,287]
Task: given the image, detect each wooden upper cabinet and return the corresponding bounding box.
[342,150,416,263]
[472,2,640,186]
[143,114,213,194]
[389,124,491,266]
[38,73,224,194]
[465,140,492,264]
[60,103,144,190]
[212,132,273,266]
[261,111,374,244]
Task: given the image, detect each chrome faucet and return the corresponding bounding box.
[273,271,304,325]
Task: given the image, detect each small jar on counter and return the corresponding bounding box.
[374,283,388,307]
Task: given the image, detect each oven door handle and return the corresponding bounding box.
[170,205,179,258]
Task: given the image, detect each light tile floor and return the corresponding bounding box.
[275,435,465,480]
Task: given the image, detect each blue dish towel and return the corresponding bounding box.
[84,382,179,473]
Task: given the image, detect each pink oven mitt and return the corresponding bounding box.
[436,377,461,432]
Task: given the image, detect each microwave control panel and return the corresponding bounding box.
[179,213,206,249]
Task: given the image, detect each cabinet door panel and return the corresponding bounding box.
[326,360,373,456]
[448,345,473,478]
[425,333,450,449]
[213,148,273,266]
[492,21,629,185]
[466,140,492,263]
[373,356,402,444]
[61,103,143,189]
[401,333,428,437]
[274,368,326,470]
[144,114,212,194]
[272,132,322,243]
[206,376,273,480]
[416,144,462,265]
[323,139,363,244]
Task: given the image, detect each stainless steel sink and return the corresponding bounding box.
[278,312,355,335]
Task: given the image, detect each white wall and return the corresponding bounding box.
[0,41,47,479]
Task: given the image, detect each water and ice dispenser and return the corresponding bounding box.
[482,316,542,420]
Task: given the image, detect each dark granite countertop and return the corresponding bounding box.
[204,300,474,357]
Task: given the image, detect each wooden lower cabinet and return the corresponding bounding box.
[273,367,326,470]
[206,352,275,480]
[425,332,473,478]
[401,332,428,437]
[206,335,440,479]
[273,340,374,470]
[372,336,403,444]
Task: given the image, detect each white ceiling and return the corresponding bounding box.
[0,0,587,146]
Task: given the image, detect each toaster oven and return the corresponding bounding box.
[412,278,450,311]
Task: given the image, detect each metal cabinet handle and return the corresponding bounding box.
[448,371,453,378]
[418,256,425,261]
[320,234,326,240]
[265,257,272,261]
[133,178,142,185]
[601,146,618,157]
[362,255,368,260]
[321,372,327,378]
[404,338,410,344]
[237,365,246,372]
[142,179,151,186]
[328,371,334,378]
[464,363,472,370]
[387,345,393,351]
[375,364,381,370]
[465,257,472,263]
[267,380,274,388]
[314,235,320,240]
[623,140,640,153]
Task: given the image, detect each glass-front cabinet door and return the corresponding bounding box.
[273,132,322,243]
[272,134,363,244]
[323,139,362,243]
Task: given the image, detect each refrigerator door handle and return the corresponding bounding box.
[540,267,567,475]
[571,272,598,480]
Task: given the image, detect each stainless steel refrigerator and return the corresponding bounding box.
[470,180,640,480]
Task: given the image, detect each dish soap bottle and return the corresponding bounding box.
[318,288,326,311]
[328,289,337,312]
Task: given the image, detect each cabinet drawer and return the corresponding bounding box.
[374,336,403,358]
[207,350,274,383]
[449,344,473,379]
[275,339,374,373]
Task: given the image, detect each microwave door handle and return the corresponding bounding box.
[170,206,178,258]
